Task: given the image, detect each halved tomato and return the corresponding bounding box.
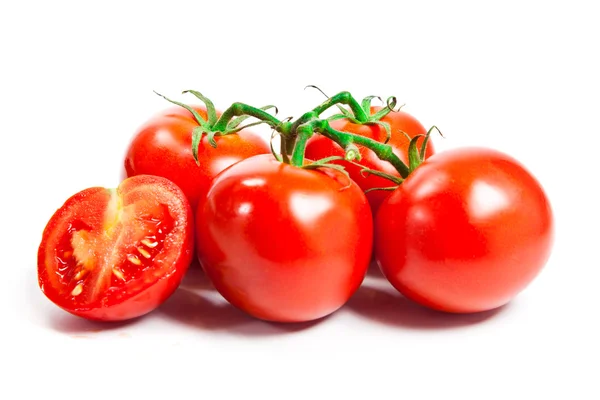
[37,175,194,321]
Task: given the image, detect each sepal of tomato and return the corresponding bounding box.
[37,175,194,321]
[196,154,373,323]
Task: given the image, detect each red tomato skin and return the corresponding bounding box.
[196,154,373,323]
[123,106,270,211]
[37,175,194,321]
[305,107,435,215]
[375,147,554,313]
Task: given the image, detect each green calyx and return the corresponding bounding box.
[405,125,442,174]
[300,156,353,190]
[154,90,279,165]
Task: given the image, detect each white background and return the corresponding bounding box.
[1,0,598,398]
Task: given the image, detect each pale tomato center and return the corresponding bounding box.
[53,190,174,305]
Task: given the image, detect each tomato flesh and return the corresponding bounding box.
[38,175,193,321]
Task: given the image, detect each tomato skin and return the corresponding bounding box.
[196,154,373,322]
[37,175,194,321]
[375,147,554,313]
[123,106,270,211]
[305,107,435,215]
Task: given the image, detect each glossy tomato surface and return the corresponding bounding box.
[124,105,270,211]
[37,175,194,321]
[196,154,373,323]
[305,107,435,215]
[375,147,554,313]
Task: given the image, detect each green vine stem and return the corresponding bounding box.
[209,96,410,177]
[212,102,291,134]
[300,119,410,178]
[158,89,417,180]
[206,92,370,160]
[303,91,368,124]
[291,125,313,167]
[282,91,368,157]
[207,99,410,177]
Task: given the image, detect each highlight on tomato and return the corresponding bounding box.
[375,147,554,314]
[37,175,194,321]
[195,154,373,323]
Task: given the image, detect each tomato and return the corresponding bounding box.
[305,107,435,215]
[123,105,270,211]
[195,154,373,323]
[37,175,194,321]
[375,147,554,313]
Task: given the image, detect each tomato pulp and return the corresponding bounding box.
[37,175,194,321]
[305,107,434,215]
[375,147,554,313]
[195,154,373,322]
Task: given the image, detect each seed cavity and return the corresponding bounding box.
[141,239,158,248]
[112,268,126,281]
[137,247,151,259]
[71,284,83,296]
[127,255,142,266]
[63,251,72,259]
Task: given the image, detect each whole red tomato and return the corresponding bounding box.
[37,175,194,321]
[305,107,435,215]
[123,105,270,211]
[195,154,373,323]
[375,147,554,313]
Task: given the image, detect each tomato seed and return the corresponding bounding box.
[71,284,83,296]
[141,239,158,248]
[74,269,88,280]
[112,268,126,281]
[127,255,142,266]
[137,247,151,259]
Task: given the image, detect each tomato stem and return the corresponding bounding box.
[291,125,313,167]
[303,119,410,178]
[210,97,410,177]
[291,91,368,133]
[212,102,291,134]
[285,91,370,162]
[163,89,413,178]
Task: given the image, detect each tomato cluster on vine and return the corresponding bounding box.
[37,88,554,323]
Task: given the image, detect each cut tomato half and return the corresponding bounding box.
[37,175,194,321]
